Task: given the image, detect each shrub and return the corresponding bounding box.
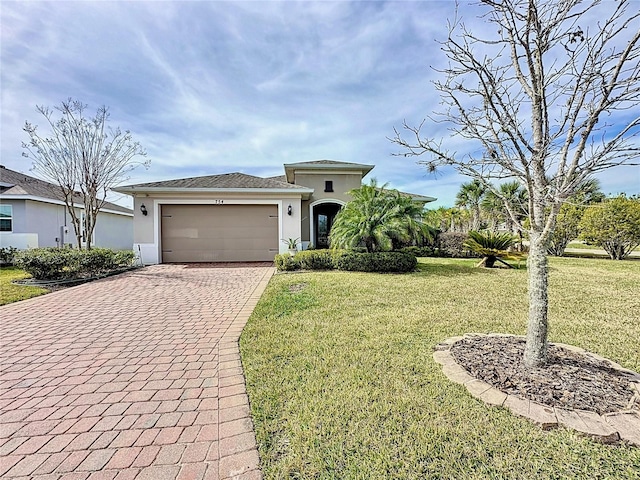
[436,232,478,258]
[15,248,135,280]
[295,250,336,270]
[579,195,640,260]
[333,251,417,273]
[0,246,19,265]
[274,253,300,271]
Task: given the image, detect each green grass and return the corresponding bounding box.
[240,257,640,479]
[567,241,601,250]
[0,267,49,305]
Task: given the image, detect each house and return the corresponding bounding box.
[114,160,436,264]
[0,165,133,250]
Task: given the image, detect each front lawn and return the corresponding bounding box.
[0,267,49,305]
[240,257,640,479]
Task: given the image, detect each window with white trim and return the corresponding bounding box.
[0,204,12,232]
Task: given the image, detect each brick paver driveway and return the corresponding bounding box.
[0,264,273,480]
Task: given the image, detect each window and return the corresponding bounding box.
[0,204,12,232]
[324,180,334,192]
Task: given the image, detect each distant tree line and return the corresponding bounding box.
[425,179,640,260]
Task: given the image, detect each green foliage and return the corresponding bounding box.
[579,195,640,260]
[548,202,585,256]
[281,237,300,249]
[274,250,417,273]
[455,179,486,230]
[436,232,477,258]
[333,251,417,273]
[274,254,300,271]
[464,230,519,268]
[295,250,336,270]
[0,246,18,265]
[329,179,433,253]
[15,248,135,280]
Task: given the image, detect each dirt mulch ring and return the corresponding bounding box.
[449,335,640,415]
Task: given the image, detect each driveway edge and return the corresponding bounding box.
[217,267,274,480]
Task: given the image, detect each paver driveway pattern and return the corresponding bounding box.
[0,263,274,480]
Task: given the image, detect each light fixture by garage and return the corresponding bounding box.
[287,204,292,216]
[140,204,148,216]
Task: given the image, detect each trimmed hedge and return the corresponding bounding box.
[15,248,135,280]
[274,249,416,273]
[333,251,417,273]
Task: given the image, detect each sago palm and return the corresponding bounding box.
[464,230,520,268]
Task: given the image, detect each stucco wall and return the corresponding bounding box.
[131,193,303,264]
[294,173,361,203]
[0,198,132,250]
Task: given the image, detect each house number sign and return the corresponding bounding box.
[213,200,224,204]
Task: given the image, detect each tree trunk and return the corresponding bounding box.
[524,234,549,367]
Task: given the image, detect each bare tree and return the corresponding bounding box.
[392,0,640,367]
[23,99,149,249]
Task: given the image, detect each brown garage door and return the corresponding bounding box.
[161,204,278,262]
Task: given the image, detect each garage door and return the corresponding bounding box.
[161,204,279,262]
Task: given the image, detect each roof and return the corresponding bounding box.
[0,165,133,214]
[283,159,375,183]
[115,172,314,198]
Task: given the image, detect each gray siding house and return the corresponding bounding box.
[114,160,435,264]
[0,166,133,250]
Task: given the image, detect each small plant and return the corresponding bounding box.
[463,230,521,268]
[282,237,300,252]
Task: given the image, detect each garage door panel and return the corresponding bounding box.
[161,204,278,262]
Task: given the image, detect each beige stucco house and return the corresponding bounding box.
[114,160,435,264]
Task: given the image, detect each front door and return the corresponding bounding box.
[314,203,342,249]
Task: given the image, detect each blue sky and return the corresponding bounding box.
[1,0,638,208]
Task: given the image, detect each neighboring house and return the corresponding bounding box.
[114,160,436,264]
[0,165,133,250]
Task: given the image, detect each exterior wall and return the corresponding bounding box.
[94,211,133,250]
[24,201,70,247]
[131,193,302,264]
[0,198,132,250]
[300,200,310,243]
[293,173,361,203]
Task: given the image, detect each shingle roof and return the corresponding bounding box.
[118,172,308,190]
[0,165,133,214]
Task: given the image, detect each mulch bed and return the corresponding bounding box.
[449,335,639,415]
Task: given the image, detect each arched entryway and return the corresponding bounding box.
[309,200,344,249]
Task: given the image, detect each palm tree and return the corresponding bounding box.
[455,180,486,231]
[329,180,434,252]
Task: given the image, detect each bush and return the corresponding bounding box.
[274,253,300,271]
[0,246,19,265]
[333,251,417,273]
[579,195,640,260]
[295,250,336,270]
[274,250,416,273]
[15,248,135,280]
[436,232,479,258]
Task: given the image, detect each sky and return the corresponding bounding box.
[1,0,638,209]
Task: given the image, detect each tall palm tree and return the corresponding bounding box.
[329,180,434,252]
[455,180,486,231]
